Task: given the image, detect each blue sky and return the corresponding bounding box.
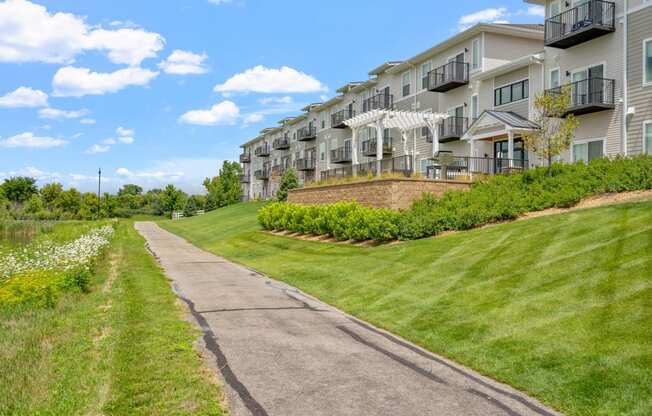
[0,0,543,193]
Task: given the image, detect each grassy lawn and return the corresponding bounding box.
[0,221,225,415]
[160,200,652,416]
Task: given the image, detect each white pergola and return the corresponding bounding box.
[342,109,449,174]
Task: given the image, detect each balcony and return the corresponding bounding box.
[272,137,290,150]
[254,145,270,157]
[427,61,469,93]
[362,93,393,113]
[297,126,317,141]
[240,174,250,183]
[295,158,316,171]
[438,117,468,142]
[361,137,393,157]
[330,146,352,164]
[239,153,251,163]
[546,78,615,116]
[545,0,615,49]
[254,169,270,180]
[331,109,355,129]
[271,165,286,176]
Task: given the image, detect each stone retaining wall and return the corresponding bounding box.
[287,178,471,210]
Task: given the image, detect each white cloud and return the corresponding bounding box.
[52,66,159,97]
[518,5,545,17]
[159,50,209,75]
[243,113,264,125]
[116,126,135,144]
[85,144,110,154]
[103,138,116,145]
[208,0,233,4]
[458,7,509,31]
[80,118,96,125]
[0,87,48,108]
[0,0,164,65]
[0,166,63,183]
[38,107,89,120]
[178,100,240,126]
[0,132,67,149]
[258,96,293,105]
[214,65,327,94]
[72,132,84,139]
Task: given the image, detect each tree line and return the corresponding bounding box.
[0,161,244,220]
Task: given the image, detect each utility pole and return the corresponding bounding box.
[97,168,102,220]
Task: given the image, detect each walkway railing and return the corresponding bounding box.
[320,155,413,180]
[425,156,530,180]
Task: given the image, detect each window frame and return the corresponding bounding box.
[644,37,652,87]
[549,67,560,89]
[402,70,411,97]
[571,137,606,163]
[471,94,479,121]
[471,38,481,71]
[494,78,529,107]
[644,120,652,155]
[420,61,432,90]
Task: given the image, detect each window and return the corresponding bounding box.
[645,38,652,85]
[550,68,560,89]
[471,94,479,121]
[494,79,529,106]
[645,121,652,155]
[420,158,430,175]
[549,0,560,17]
[402,71,411,97]
[471,38,481,70]
[573,139,604,163]
[321,119,325,129]
[421,126,431,139]
[319,142,326,161]
[421,61,431,89]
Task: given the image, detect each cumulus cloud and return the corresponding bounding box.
[0,87,48,108]
[178,100,240,126]
[243,113,264,126]
[0,0,164,65]
[159,50,209,75]
[0,132,68,149]
[52,66,159,97]
[458,7,509,31]
[38,107,89,120]
[85,144,110,154]
[80,118,96,125]
[116,126,135,144]
[214,65,327,94]
[103,138,116,145]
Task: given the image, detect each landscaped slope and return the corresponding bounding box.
[160,200,652,416]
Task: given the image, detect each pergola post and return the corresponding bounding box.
[351,127,358,176]
[375,120,384,177]
[507,130,515,168]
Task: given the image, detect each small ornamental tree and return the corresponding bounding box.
[276,168,299,202]
[522,88,580,173]
[183,196,198,217]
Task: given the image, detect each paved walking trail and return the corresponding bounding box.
[135,222,561,416]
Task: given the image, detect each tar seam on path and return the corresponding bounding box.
[172,287,270,416]
[347,318,557,416]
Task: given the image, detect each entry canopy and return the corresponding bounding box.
[342,109,448,132]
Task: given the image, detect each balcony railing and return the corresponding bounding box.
[362,93,393,113]
[239,153,251,163]
[330,146,352,164]
[427,61,469,93]
[331,108,355,129]
[546,78,615,116]
[295,158,316,171]
[361,137,393,157]
[297,126,317,141]
[240,174,250,183]
[425,155,530,180]
[545,0,615,49]
[254,168,270,180]
[254,145,270,157]
[439,117,468,142]
[320,156,413,180]
[272,137,290,150]
[271,165,287,176]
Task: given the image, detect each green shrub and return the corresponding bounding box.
[257,157,652,241]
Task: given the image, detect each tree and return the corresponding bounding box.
[183,196,198,217]
[204,161,242,209]
[40,183,63,209]
[159,184,187,214]
[1,177,38,204]
[276,168,299,202]
[24,194,44,214]
[55,188,82,215]
[522,89,580,173]
[118,184,143,196]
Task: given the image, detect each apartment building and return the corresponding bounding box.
[240,4,652,199]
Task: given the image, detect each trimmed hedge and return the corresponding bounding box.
[258,156,652,241]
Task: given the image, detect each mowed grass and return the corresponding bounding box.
[0,221,224,415]
[160,200,652,416]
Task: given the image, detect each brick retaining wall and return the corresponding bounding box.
[287,178,471,210]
